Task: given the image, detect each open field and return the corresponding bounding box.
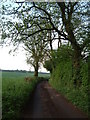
[2,71,50,79]
[2,71,50,120]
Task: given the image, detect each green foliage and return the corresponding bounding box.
[50,60,73,91]
[51,45,73,66]
[2,72,38,120]
[2,71,50,119]
[24,33,49,76]
[44,45,73,73]
[49,60,88,115]
[44,60,53,73]
[48,44,89,115]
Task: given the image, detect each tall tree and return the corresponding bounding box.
[1,1,89,86]
[24,34,49,77]
[57,2,89,86]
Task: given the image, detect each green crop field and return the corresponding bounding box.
[2,71,50,120]
[2,71,50,79]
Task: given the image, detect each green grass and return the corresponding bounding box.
[2,71,33,80]
[2,71,50,79]
[2,71,50,120]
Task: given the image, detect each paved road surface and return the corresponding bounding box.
[20,81,88,119]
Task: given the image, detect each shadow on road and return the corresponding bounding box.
[20,81,88,119]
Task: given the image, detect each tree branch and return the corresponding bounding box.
[21,28,54,37]
[6,4,23,15]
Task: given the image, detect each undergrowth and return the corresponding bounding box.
[2,76,37,120]
[49,60,89,116]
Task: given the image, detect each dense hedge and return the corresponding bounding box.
[49,60,89,115]
[44,45,89,116]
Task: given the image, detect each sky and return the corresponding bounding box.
[0,45,49,72]
[0,46,29,70]
[0,0,60,73]
[0,37,59,72]
[0,0,48,72]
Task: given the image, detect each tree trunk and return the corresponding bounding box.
[50,40,53,51]
[65,22,82,87]
[49,30,53,51]
[34,62,38,77]
[65,24,82,87]
[58,34,62,48]
[72,46,82,87]
[57,2,82,87]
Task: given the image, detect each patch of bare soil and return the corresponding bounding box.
[20,81,88,119]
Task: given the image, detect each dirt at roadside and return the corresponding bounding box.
[20,81,88,119]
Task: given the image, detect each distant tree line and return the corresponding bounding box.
[1,69,29,73]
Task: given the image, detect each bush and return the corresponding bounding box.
[48,45,88,115]
[2,77,37,120]
[49,60,88,115]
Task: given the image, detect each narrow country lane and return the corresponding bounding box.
[20,81,88,119]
